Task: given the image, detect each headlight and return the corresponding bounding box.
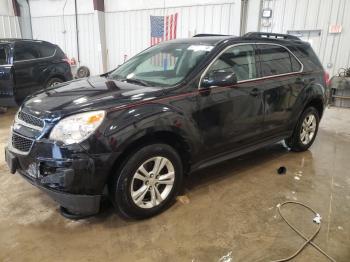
[49,111,105,145]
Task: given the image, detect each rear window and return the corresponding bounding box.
[37,44,56,57]
[293,44,323,72]
[258,44,301,77]
[0,45,10,65]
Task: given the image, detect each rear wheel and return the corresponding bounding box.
[110,143,183,219]
[285,107,320,152]
[46,77,63,88]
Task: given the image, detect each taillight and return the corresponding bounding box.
[62,54,70,63]
[324,71,330,87]
[62,54,76,66]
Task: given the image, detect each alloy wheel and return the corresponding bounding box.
[130,156,175,209]
[300,113,317,145]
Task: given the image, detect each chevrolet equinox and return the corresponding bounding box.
[5,32,328,219]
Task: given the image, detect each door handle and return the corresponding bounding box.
[249,88,260,96]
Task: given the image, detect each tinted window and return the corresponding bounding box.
[14,44,40,61]
[259,45,301,77]
[0,45,10,65]
[206,44,257,81]
[37,44,56,57]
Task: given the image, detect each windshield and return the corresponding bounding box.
[0,45,10,65]
[108,43,214,87]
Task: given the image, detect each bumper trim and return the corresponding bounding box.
[20,171,101,215]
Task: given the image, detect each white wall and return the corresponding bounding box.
[29,0,102,74]
[0,0,21,38]
[29,0,242,75]
[105,0,242,70]
[25,0,350,76]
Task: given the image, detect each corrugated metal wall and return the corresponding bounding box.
[0,15,21,38]
[259,0,350,76]
[105,2,241,70]
[31,13,102,74]
[31,15,78,58]
[28,0,349,76]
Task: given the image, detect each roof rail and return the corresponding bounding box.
[0,38,48,43]
[193,33,230,37]
[244,32,300,40]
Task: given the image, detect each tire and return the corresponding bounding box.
[46,77,63,88]
[110,143,183,219]
[76,66,90,78]
[285,106,320,152]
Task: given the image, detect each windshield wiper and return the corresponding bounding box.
[117,78,150,87]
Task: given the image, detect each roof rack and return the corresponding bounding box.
[244,32,300,40]
[193,34,230,37]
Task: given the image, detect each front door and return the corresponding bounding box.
[194,44,264,160]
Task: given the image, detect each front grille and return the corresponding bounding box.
[18,111,44,128]
[12,133,33,153]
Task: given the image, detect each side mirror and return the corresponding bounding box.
[201,70,237,88]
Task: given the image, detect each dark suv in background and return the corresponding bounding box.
[5,32,327,219]
[0,39,72,107]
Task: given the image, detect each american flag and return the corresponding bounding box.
[150,13,178,46]
[150,14,178,67]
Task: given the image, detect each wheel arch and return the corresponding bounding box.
[303,96,325,118]
[106,129,192,186]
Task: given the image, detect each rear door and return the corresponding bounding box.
[256,44,303,136]
[0,44,15,102]
[35,43,57,84]
[13,42,41,101]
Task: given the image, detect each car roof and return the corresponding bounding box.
[0,38,53,45]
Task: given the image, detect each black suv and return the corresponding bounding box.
[5,33,327,219]
[0,39,72,107]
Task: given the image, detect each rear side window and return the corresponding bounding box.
[14,44,40,61]
[0,45,10,65]
[206,44,257,81]
[37,44,56,58]
[258,45,301,77]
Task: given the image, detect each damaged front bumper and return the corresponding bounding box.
[4,139,109,216]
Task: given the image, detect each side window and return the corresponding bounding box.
[0,45,10,65]
[206,45,257,82]
[258,45,301,77]
[37,44,56,58]
[14,44,40,61]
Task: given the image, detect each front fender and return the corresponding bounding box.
[104,102,200,158]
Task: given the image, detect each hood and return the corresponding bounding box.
[22,76,163,118]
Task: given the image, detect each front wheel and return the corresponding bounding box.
[110,143,183,219]
[285,107,320,152]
